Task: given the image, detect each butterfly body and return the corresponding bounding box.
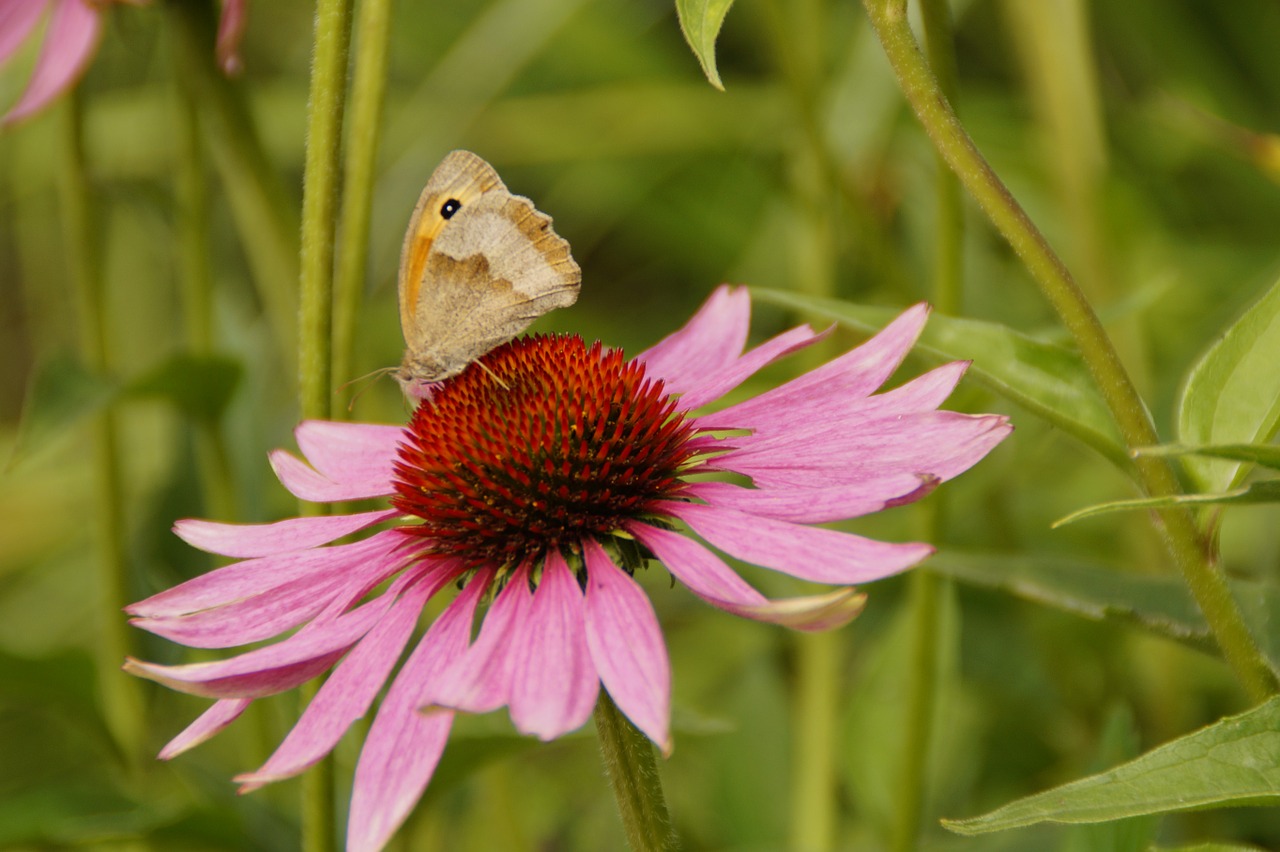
[395,150,581,396]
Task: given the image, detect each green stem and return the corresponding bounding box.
[593,691,677,851]
[919,0,962,316]
[59,91,144,766]
[861,0,1277,701]
[297,3,353,850]
[332,0,394,400]
[165,0,299,371]
[789,629,838,852]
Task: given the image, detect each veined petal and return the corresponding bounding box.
[295,420,403,487]
[422,566,525,715]
[663,501,934,584]
[173,508,399,558]
[581,539,671,754]
[675,324,827,412]
[0,0,47,66]
[346,575,487,852]
[509,550,598,741]
[636,285,750,394]
[158,697,250,760]
[269,449,395,502]
[125,651,344,701]
[723,412,1012,488]
[627,521,767,606]
[685,474,938,523]
[2,0,101,125]
[235,565,461,792]
[127,529,409,619]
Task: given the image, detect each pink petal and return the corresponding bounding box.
[675,324,828,412]
[628,523,869,630]
[268,449,395,502]
[509,550,598,741]
[663,501,934,584]
[0,0,48,66]
[422,566,526,715]
[627,521,767,607]
[699,358,967,433]
[684,474,938,523]
[581,539,671,754]
[294,420,403,487]
[127,529,408,618]
[723,412,1012,488]
[635,285,750,394]
[125,651,344,701]
[346,575,488,852]
[3,0,102,126]
[215,0,246,75]
[158,698,250,760]
[235,565,461,791]
[173,508,398,558]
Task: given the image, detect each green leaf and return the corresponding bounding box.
[943,696,1280,834]
[1053,481,1280,527]
[927,551,1280,670]
[7,353,119,472]
[125,353,243,423]
[676,0,736,90]
[751,289,1128,468]
[1178,273,1280,492]
[1135,443,1280,471]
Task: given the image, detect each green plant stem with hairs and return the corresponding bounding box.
[593,691,678,852]
[861,0,1277,702]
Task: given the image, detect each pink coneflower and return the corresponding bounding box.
[124,286,1010,851]
[0,0,247,126]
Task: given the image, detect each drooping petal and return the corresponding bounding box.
[509,550,598,741]
[127,529,408,619]
[0,0,47,66]
[674,324,827,412]
[722,412,1012,488]
[235,564,462,792]
[684,474,938,523]
[158,698,251,760]
[663,501,934,584]
[581,539,671,754]
[173,508,399,558]
[269,449,395,502]
[346,575,487,852]
[422,566,524,715]
[635,285,750,394]
[2,0,102,125]
[294,420,403,488]
[628,523,867,629]
[215,0,246,74]
[125,650,344,701]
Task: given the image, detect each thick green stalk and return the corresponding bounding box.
[59,92,144,766]
[861,0,1277,701]
[332,0,394,399]
[297,3,354,850]
[593,691,677,851]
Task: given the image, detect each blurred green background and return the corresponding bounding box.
[2,0,1280,849]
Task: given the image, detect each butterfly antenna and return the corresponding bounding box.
[338,367,397,412]
[475,360,511,391]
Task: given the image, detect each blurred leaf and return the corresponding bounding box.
[1152,843,1269,852]
[1135,443,1280,471]
[676,0,736,90]
[125,353,243,423]
[7,353,118,472]
[943,696,1280,834]
[1053,481,1280,527]
[1059,706,1159,852]
[1177,273,1280,492]
[927,551,1280,670]
[752,289,1128,468]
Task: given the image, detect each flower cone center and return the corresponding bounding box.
[392,335,697,568]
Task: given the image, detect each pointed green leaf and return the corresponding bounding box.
[751,289,1127,467]
[676,0,736,90]
[1135,443,1280,471]
[1053,481,1280,527]
[7,354,119,472]
[944,696,1280,834]
[1178,274,1280,492]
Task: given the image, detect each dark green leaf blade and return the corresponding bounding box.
[1054,481,1280,527]
[1135,443,1280,471]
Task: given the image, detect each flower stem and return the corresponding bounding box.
[59,90,145,767]
[593,691,677,852]
[790,629,838,851]
[861,0,1278,700]
[332,0,394,399]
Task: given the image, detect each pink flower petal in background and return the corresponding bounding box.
[2,0,101,126]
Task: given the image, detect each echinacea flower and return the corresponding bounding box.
[0,0,247,126]
[125,286,1010,851]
